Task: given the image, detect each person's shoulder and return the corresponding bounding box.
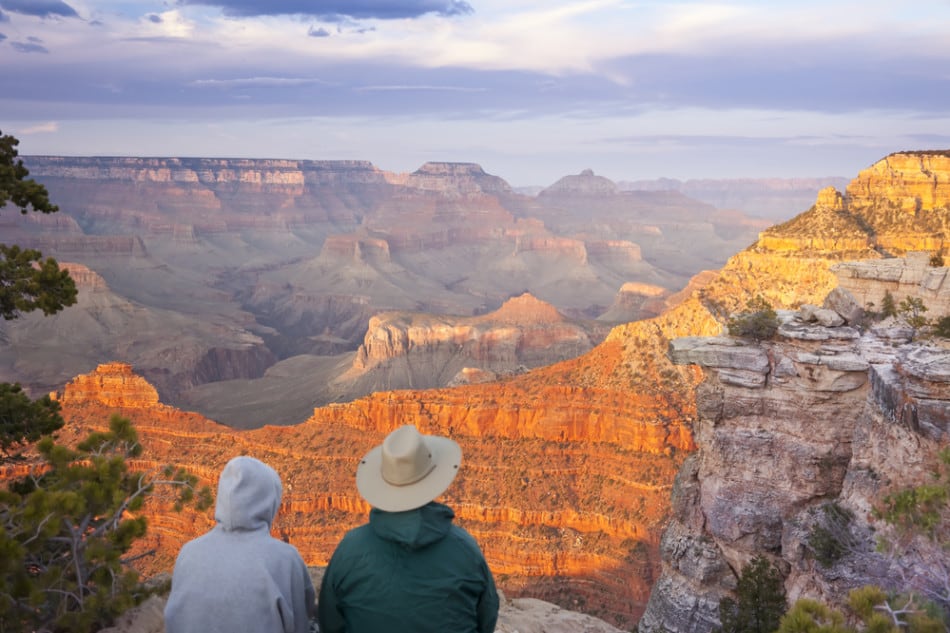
[445,524,487,559]
[335,522,373,548]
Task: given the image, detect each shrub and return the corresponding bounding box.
[881,291,898,319]
[929,252,944,267]
[897,297,929,330]
[934,315,950,338]
[727,296,779,342]
[807,503,857,568]
[717,555,787,633]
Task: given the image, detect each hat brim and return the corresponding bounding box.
[356,434,462,512]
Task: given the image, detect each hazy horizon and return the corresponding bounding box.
[3,0,950,186]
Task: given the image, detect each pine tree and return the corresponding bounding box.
[0,415,211,632]
[0,129,77,321]
[718,556,788,633]
[0,382,64,457]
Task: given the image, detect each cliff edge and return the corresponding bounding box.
[639,255,949,633]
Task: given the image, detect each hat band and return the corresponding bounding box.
[383,461,436,487]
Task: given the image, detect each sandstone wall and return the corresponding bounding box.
[639,308,950,633]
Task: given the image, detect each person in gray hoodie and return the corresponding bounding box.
[164,455,315,633]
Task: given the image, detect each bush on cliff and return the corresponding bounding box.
[717,555,787,633]
[778,587,945,633]
[0,415,212,632]
[727,296,779,342]
[934,315,950,338]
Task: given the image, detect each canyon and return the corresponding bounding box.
[2,150,949,629]
[2,156,770,423]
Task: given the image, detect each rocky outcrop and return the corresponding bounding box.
[599,282,671,323]
[60,263,109,289]
[401,161,515,198]
[846,151,950,216]
[57,362,161,408]
[758,152,950,256]
[639,281,950,633]
[833,251,950,315]
[540,169,620,196]
[346,294,603,389]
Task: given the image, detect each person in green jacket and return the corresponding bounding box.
[318,424,499,633]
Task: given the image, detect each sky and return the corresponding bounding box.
[2,0,950,186]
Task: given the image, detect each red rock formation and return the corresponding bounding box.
[59,263,108,289]
[347,294,602,384]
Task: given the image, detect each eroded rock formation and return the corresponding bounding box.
[639,266,950,633]
[343,293,608,392]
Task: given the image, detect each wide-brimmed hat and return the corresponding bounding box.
[356,425,462,512]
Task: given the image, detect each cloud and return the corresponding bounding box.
[191,76,334,87]
[0,0,78,18]
[146,13,163,23]
[0,32,5,40]
[0,8,7,21]
[308,25,330,37]
[356,84,486,93]
[11,39,48,53]
[21,121,58,134]
[176,0,473,20]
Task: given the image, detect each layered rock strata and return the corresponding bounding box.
[639,280,950,633]
[344,293,608,391]
[46,350,698,628]
[758,151,950,257]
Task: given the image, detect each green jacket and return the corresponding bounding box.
[318,502,499,633]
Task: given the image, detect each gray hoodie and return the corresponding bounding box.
[164,456,315,633]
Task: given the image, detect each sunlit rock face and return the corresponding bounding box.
[639,264,950,633]
[344,293,609,392]
[757,151,950,257]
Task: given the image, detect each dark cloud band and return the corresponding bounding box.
[177,0,473,19]
[0,0,78,18]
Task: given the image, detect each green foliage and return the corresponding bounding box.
[718,556,788,633]
[0,130,77,321]
[0,244,77,320]
[0,415,212,632]
[727,296,779,342]
[780,588,946,633]
[876,447,950,540]
[778,599,849,633]
[880,291,898,319]
[897,297,929,330]
[0,383,64,457]
[0,130,58,215]
[807,503,856,568]
[934,316,950,338]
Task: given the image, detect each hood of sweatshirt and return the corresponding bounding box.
[368,501,454,550]
[214,456,282,532]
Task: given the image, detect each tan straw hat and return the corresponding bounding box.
[356,425,462,512]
